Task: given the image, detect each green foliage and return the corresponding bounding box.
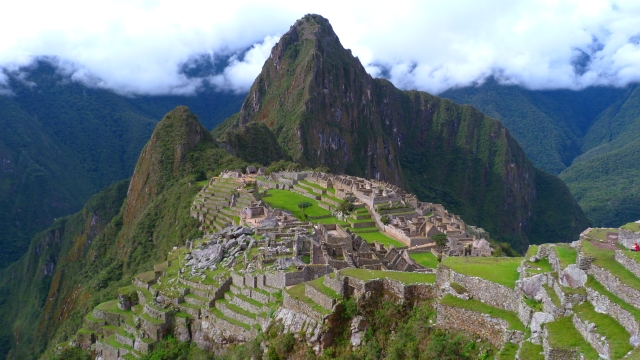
[51,347,92,360]
[298,201,313,218]
[380,215,390,225]
[433,234,448,251]
[338,199,355,215]
[341,298,357,319]
[140,336,212,360]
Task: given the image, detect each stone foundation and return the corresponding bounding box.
[588,265,640,309]
[436,304,520,348]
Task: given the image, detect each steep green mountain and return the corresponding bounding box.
[442,80,640,227]
[0,62,244,269]
[559,85,640,226]
[441,79,627,174]
[0,107,247,359]
[215,14,589,249]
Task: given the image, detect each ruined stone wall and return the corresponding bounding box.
[548,248,561,273]
[305,283,336,310]
[586,287,640,342]
[572,313,609,358]
[542,328,581,360]
[283,291,325,322]
[615,251,640,278]
[588,265,640,308]
[619,229,640,249]
[324,273,345,296]
[436,267,519,312]
[436,304,509,347]
[265,272,286,288]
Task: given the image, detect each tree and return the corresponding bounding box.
[297,202,313,219]
[432,233,448,254]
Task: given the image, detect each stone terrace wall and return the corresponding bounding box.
[343,273,435,302]
[436,267,519,312]
[588,265,640,309]
[324,274,345,296]
[542,328,581,360]
[572,313,609,358]
[615,250,640,278]
[586,287,640,345]
[283,291,325,322]
[305,283,336,311]
[548,248,561,273]
[436,304,511,348]
[619,229,640,249]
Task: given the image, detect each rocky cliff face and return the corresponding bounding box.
[215,14,589,247]
[124,106,214,225]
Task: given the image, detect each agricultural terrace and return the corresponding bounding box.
[261,188,405,248]
[441,256,522,288]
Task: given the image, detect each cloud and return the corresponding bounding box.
[1,0,640,95]
[208,35,280,93]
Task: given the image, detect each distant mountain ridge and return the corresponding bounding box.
[215,14,589,248]
[442,79,640,226]
[0,61,244,268]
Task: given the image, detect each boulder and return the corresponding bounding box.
[520,273,547,297]
[530,312,554,333]
[559,264,587,288]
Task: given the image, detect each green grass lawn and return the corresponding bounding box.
[526,258,554,274]
[496,342,518,360]
[441,256,522,288]
[546,316,599,360]
[573,301,632,359]
[585,228,618,241]
[262,189,332,219]
[440,295,524,331]
[409,252,439,268]
[195,180,208,187]
[315,217,350,226]
[582,240,640,291]
[339,268,435,284]
[519,341,544,360]
[525,245,539,258]
[553,244,577,269]
[358,231,405,248]
[299,180,328,191]
[622,222,640,232]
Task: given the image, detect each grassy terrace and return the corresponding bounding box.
[519,341,544,360]
[409,251,439,268]
[496,342,518,360]
[307,276,340,299]
[440,295,524,331]
[586,276,640,322]
[585,228,618,241]
[96,300,133,316]
[209,308,252,330]
[582,240,640,291]
[358,231,405,248]
[262,189,331,218]
[523,245,553,274]
[299,180,335,194]
[622,222,640,232]
[441,256,522,288]
[546,316,599,360]
[286,283,331,315]
[553,244,577,269]
[339,268,435,284]
[573,302,632,359]
[542,284,561,307]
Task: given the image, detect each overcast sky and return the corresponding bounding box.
[2,0,640,96]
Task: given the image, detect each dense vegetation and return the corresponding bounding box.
[0,61,244,269]
[215,14,588,249]
[0,108,247,359]
[443,80,640,227]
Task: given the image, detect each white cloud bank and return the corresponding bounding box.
[1,0,640,95]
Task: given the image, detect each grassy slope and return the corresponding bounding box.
[0,107,248,359]
[441,257,522,288]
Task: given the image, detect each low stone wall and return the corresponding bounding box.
[548,248,561,273]
[264,266,331,288]
[552,280,586,309]
[324,274,345,296]
[231,272,244,287]
[436,267,519,312]
[116,333,134,348]
[144,304,172,322]
[344,272,435,303]
[216,302,258,326]
[436,304,511,348]
[615,250,640,278]
[539,286,565,317]
[588,265,640,309]
[586,287,640,345]
[283,291,325,322]
[619,229,640,249]
[572,313,609,358]
[305,283,336,311]
[542,327,581,360]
